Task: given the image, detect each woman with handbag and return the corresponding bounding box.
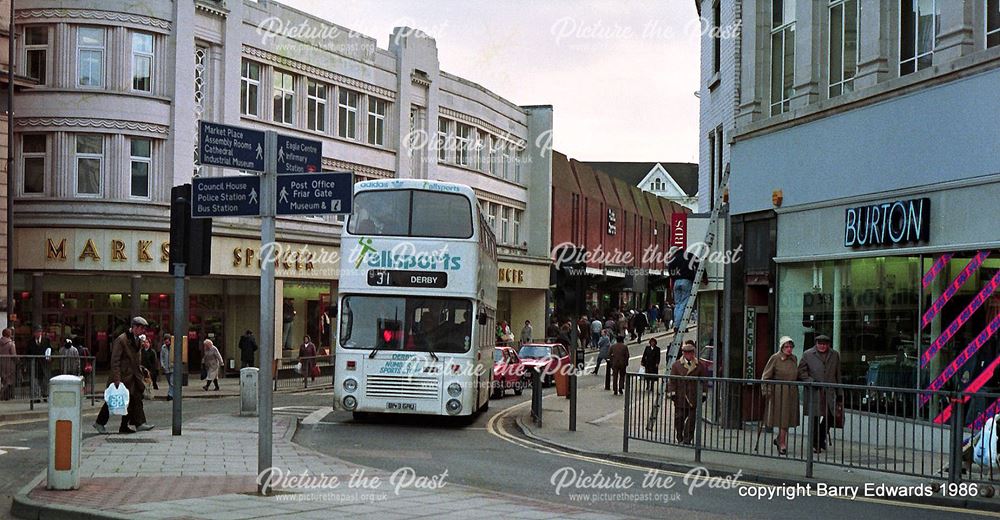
[299,335,318,383]
[762,336,800,455]
[201,339,224,391]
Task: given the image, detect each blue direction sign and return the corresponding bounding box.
[276,134,323,174]
[199,121,265,171]
[276,172,353,216]
[192,176,261,218]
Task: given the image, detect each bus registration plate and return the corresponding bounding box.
[386,402,416,411]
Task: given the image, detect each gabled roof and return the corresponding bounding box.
[584,162,699,197]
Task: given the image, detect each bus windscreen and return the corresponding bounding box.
[340,295,473,353]
[347,189,473,238]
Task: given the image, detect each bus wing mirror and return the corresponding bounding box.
[478,312,488,325]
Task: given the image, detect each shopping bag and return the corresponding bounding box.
[310,364,321,378]
[83,362,93,375]
[105,383,130,416]
[294,362,303,375]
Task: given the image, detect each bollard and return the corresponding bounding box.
[240,367,259,417]
[48,375,83,490]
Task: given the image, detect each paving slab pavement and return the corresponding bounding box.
[11,413,630,520]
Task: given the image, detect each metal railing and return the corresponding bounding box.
[624,372,1000,485]
[272,354,334,391]
[0,354,97,410]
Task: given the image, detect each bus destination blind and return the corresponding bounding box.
[367,270,448,289]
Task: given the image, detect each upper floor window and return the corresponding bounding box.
[501,144,511,180]
[900,0,936,75]
[272,70,295,125]
[307,80,327,132]
[437,118,449,161]
[500,206,510,244]
[455,123,471,166]
[770,0,795,116]
[986,0,999,48]
[338,89,359,139]
[241,60,261,117]
[487,136,497,175]
[21,134,47,194]
[368,97,387,146]
[712,0,722,74]
[513,209,522,246]
[75,134,103,196]
[131,32,154,92]
[487,202,497,232]
[24,26,48,84]
[514,148,524,183]
[130,138,152,199]
[829,0,859,97]
[77,27,105,87]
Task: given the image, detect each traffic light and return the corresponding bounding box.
[169,184,212,276]
[554,245,587,317]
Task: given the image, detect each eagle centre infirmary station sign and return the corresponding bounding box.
[844,198,930,248]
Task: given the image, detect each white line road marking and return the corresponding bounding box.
[587,410,622,425]
[0,446,30,456]
[302,406,333,425]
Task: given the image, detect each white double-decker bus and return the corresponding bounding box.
[334,179,498,418]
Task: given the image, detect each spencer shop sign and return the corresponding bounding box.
[844,198,930,248]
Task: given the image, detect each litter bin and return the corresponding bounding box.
[555,369,569,397]
[48,375,83,490]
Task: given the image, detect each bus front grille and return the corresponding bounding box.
[365,375,440,399]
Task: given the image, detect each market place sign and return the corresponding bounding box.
[844,198,930,249]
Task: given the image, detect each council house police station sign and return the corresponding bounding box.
[844,198,930,248]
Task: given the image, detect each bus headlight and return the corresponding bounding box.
[446,399,462,415]
[447,383,462,397]
[343,378,358,392]
[343,395,358,410]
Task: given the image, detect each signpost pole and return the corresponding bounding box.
[172,263,186,436]
[258,131,277,495]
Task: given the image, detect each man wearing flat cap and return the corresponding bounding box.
[668,340,708,444]
[798,334,842,453]
[93,316,155,434]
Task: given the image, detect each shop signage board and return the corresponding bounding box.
[276,172,353,216]
[192,176,261,218]
[844,197,930,248]
[198,121,266,171]
[276,134,323,174]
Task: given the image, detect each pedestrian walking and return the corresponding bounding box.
[60,338,81,376]
[667,341,708,444]
[238,330,258,369]
[609,335,630,395]
[299,335,317,383]
[520,320,533,346]
[160,335,174,401]
[93,316,154,434]
[590,317,603,349]
[577,316,590,351]
[617,313,629,341]
[631,310,649,344]
[762,336,800,455]
[202,339,224,391]
[647,305,659,333]
[640,338,661,392]
[0,328,16,400]
[546,318,560,342]
[593,329,611,373]
[140,336,159,390]
[28,325,52,402]
[798,335,842,454]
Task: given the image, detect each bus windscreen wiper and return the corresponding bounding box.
[426,344,439,363]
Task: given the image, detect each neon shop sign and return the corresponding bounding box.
[844,198,930,248]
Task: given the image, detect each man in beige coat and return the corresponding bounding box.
[797,335,841,453]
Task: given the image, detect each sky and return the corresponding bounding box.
[278,0,702,163]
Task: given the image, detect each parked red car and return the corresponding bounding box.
[518,343,571,387]
[492,346,526,398]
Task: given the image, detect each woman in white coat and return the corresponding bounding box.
[201,339,224,391]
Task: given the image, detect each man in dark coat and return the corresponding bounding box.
[631,310,649,343]
[28,325,52,402]
[668,341,708,444]
[608,336,630,395]
[640,338,661,392]
[94,317,154,434]
[798,335,842,453]
[238,330,258,368]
